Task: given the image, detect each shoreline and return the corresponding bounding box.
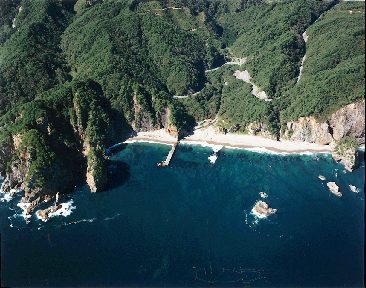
[122,128,334,155]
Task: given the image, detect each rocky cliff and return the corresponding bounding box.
[331,136,360,172]
[281,100,365,145]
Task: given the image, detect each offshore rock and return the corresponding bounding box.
[259,192,268,198]
[349,185,359,193]
[252,200,277,218]
[23,195,44,216]
[327,182,342,197]
[36,204,62,222]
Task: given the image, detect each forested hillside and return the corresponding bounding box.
[0,0,364,198]
[282,2,365,121]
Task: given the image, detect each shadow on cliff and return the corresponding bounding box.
[356,149,365,169]
[107,160,131,189]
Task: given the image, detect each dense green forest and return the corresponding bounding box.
[281,2,365,121]
[0,0,364,194]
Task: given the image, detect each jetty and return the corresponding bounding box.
[157,142,179,167]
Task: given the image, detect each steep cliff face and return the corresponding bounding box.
[70,81,113,192]
[281,100,365,145]
[0,128,79,217]
[246,122,277,140]
[0,80,114,207]
[85,146,108,192]
[331,136,360,172]
[329,101,365,143]
[0,135,13,176]
[332,147,358,172]
[131,92,157,132]
[282,117,334,145]
[0,134,28,194]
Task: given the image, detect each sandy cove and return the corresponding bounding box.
[124,126,333,154]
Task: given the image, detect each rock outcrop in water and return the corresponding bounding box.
[36,204,62,222]
[259,192,268,198]
[349,185,359,193]
[327,182,342,197]
[252,200,277,218]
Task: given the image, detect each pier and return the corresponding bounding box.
[157,142,179,167]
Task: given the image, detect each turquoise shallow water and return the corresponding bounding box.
[0,143,364,287]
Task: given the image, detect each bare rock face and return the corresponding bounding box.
[331,137,359,172]
[86,151,108,193]
[246,122,276,140]
[282,100,365,145]
[86,169,100,193]
[329,101,365,144]
[282,117,333,144]
[132,93,157,132]
[332,147,357,172]
[2,142,30,194]
[0,141,12,176]
[86,166,108,192]
[161,107,179,137]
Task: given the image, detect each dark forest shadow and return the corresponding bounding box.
[107,160,131,189]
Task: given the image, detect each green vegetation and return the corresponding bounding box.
[179,66,231,121]
[218,78,267,132]
[282,2,365,121]
[219,0,330,97]
[335,136,359,155]
[0,0,73,113]
[0,0,21,45]
[0,0,364,194]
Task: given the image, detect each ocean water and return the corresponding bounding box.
[0,143,364,287]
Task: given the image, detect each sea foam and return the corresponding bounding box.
[0,192,13,202]
[208,154,218,164]
[36,200,76,222]
[17,202,31,221]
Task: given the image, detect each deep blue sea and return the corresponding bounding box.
[0,143,364,287]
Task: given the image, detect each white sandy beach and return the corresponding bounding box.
[124,124,333,154]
